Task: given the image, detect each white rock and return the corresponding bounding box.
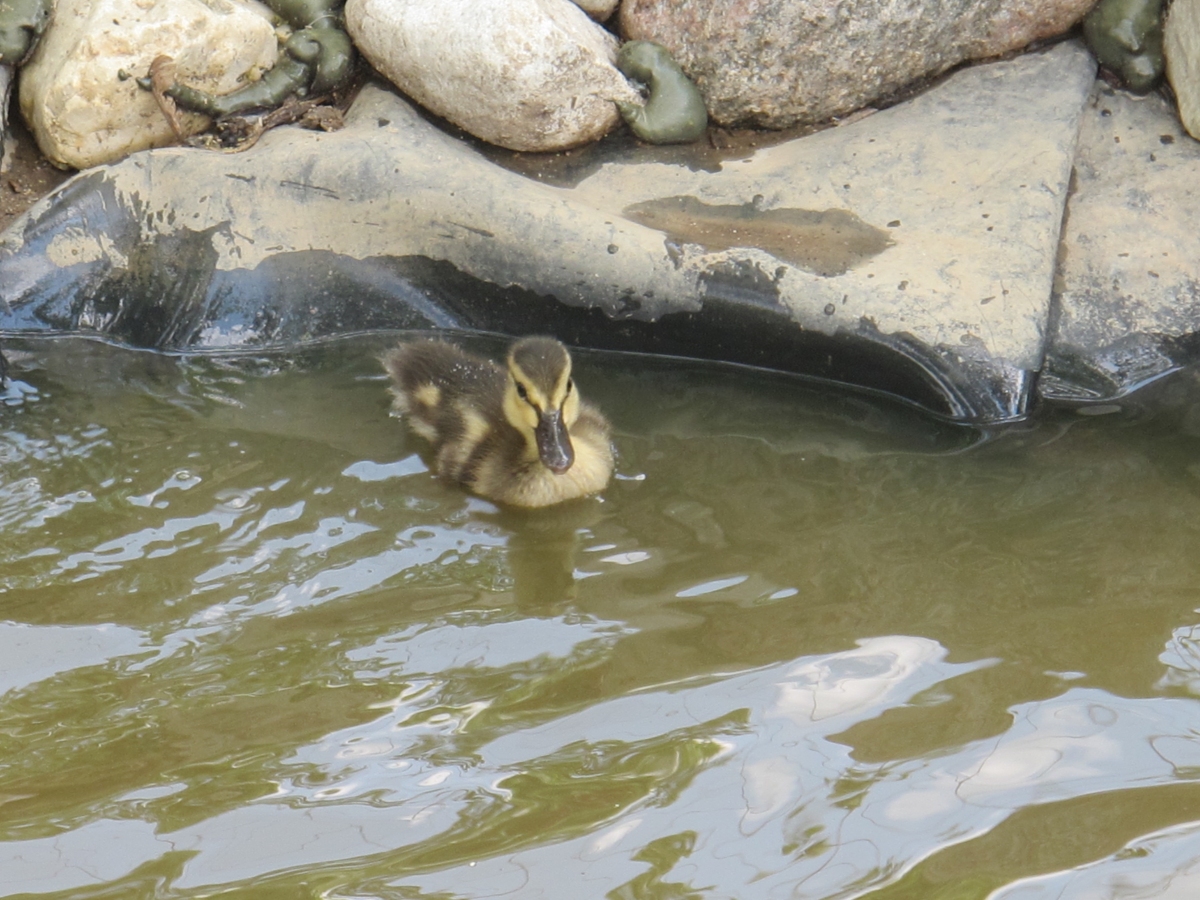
[345,0,640,152]
[19,0,278,170]
[1166,0,1200,140]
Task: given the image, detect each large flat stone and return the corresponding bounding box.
[0,41,1095,423]
[569,40,1096,421]
[1043,84,1200,402]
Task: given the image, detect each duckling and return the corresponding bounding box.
[382,336,613,507]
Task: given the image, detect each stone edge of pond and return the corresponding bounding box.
[3,40,1195,424]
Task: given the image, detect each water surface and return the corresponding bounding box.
[3,334,1200,899]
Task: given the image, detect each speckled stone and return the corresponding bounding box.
[620,0,1095,128]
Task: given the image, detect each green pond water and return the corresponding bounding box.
[4,332,1200,899]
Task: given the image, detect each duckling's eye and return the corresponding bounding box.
[516,382,529,402]
[566,379,574,395]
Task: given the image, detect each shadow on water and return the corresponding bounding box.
[4,332,1200,897]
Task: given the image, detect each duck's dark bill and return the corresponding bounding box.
[535,410,574,474]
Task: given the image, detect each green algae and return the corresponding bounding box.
[1084,0,1165,93]
[616,41,708,145]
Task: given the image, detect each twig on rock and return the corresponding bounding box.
[148,55,187,140]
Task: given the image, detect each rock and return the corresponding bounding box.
[1166,0,1200,140]
[0,0,52,66]
[344,0,640,152]
[1042,85,1200,403]
[0,42,1096,424]
[0,0,44,178]
[19,0,278,170]
[570,0,618,20]
[1083,0,1165,93]
[619,0,1095,128]
[0,65,10,160]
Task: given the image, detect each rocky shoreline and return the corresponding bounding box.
[1,1,1199,424]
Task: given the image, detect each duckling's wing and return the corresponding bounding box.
[383,341,500,403]
[382,340,505,439]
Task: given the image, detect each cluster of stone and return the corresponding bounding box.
[4,0,1131,168]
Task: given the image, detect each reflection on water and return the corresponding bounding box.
[3,333,1200,897]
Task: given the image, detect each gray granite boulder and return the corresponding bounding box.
[1043,85,1200,403]
[0,42,1096,423]
[620,0,1095,128]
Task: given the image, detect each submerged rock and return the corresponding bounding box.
[19,0,278,169]
[345,0,640,152]
[1166,0,1200,140]
[0,43,1096,424]
[619,0,1094,128]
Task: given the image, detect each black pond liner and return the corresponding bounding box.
[0,186,1029,425]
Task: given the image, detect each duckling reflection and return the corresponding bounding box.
[501,500,607,610]
[382,336,613,507]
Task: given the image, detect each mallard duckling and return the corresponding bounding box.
[382,336,613,507]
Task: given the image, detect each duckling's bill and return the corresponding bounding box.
[536,408,573,474]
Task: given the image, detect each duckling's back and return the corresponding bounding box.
[381,341,505,447]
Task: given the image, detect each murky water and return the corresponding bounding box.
[4,333,1200,899]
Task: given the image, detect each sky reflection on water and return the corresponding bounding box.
[3,335,1200,898]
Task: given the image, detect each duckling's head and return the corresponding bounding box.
[502,337,580,474]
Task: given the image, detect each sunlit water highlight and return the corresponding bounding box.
[3,333,1200,899]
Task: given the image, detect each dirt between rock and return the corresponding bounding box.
[0,103,71,236]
